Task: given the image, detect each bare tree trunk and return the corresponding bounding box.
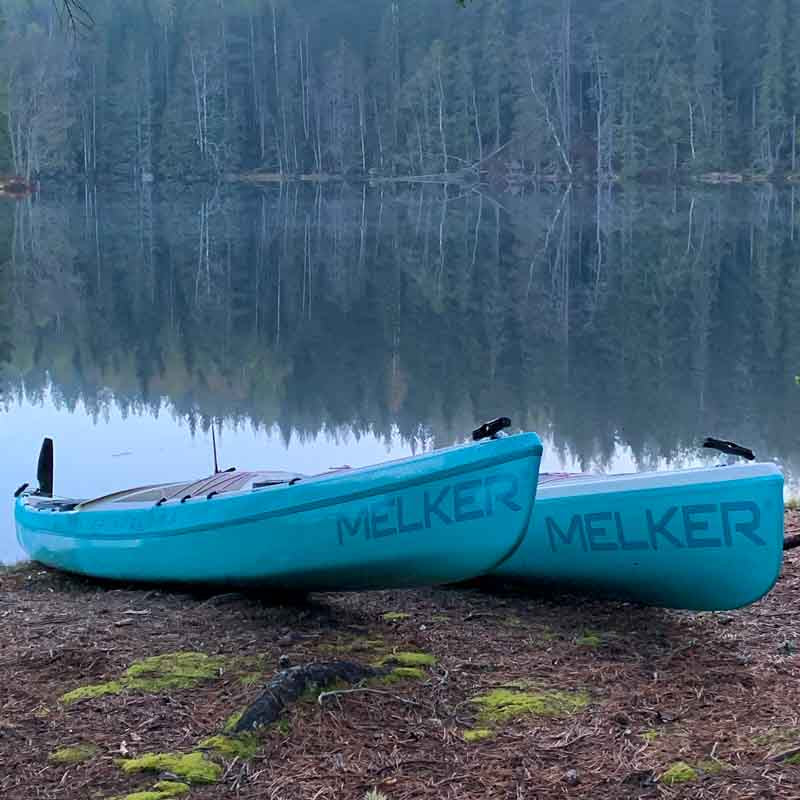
[390,0,400,162]
[374,96,385,171]
[299,36,308,140]
[358,89,366,172]
[471,191,483,273]
[472,88,483,165]
[435,49,447,174]
[272,2,284,173]
[595,43,604,180]
[561,0,572,166]
[415,112,424,172]
[190,44,204,155]
[527,53,572,175]
[358,183,366,272]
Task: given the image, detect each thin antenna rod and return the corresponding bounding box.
[211,421,219,474]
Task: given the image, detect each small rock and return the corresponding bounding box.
[278,654,292,669]
[565,769,579,786]
[613,712,630,725]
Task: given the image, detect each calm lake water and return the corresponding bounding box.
[2,181,799,563]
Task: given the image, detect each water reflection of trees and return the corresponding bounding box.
[1,183,799,475]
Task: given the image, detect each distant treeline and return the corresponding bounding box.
[2,0,800,182]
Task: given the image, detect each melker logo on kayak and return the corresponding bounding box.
[546,501,766,552]
[337,473,521,545]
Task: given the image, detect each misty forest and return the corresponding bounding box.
[1,0,800,478]
[3,0,800,181]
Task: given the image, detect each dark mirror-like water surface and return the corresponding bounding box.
[2,182,798,563]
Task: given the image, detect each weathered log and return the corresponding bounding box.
[234,660,383,732]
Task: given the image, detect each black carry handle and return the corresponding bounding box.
[472,417,512,441]
[703,437,755,462]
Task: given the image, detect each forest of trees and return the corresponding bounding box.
[3,0,800,182]
[2,182,799,472]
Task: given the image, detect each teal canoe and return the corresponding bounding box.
[15,431,543,590]
[493,462,784,610]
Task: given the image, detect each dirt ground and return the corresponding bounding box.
[1,513,799,800]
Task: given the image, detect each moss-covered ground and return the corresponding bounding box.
[1,510,799,798]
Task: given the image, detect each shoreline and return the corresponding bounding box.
[10,170,800,194]
[2,512,799,799]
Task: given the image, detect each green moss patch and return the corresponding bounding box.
[659,761,698,785]
[223,710,245,733]
[119,752,222,784]
[381,612,411,622]
[48,744,98,764]
[376,651,436,668]
[113,781,190,800]
[198,733,259,760]
[239,672,263,687]
[696,759,732,775]
[124,652,225,691]
[785,752,800,765]
[575,631,603,648]
[462,728,494,743]
[61,652,225,705]
[380,666,426,684]
[61,681,125,705]
[753,727,800,747]
[470,685,590,725]
[641,729,660,742]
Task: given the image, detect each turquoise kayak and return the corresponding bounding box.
[15,429,542,590]
[493,462,785,610]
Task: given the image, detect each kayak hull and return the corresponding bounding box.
[16,433,542,590]
[493,463,784,610]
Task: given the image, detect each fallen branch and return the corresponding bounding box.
[234,661,382,732]
[768,744,800,763]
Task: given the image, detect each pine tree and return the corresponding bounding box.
[757,0,788,172]
[0,6,10,171]
[693,0,723,167]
